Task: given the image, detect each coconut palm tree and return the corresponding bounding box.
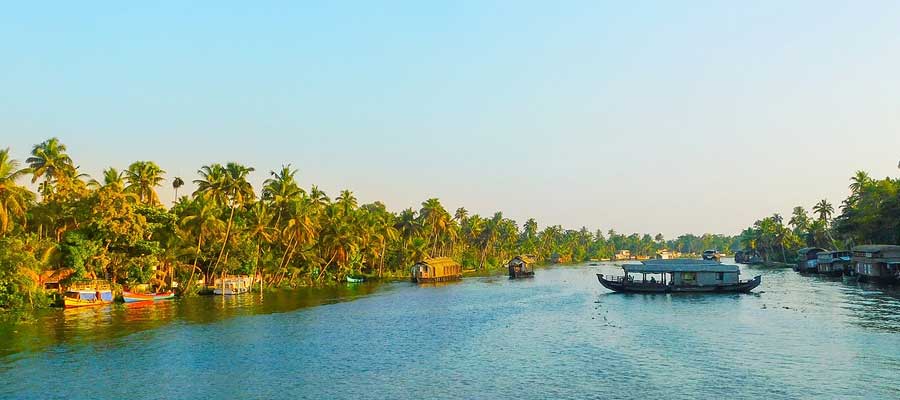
[124,161,166,205]
[172,177,184,201]
[26,138,75,195]
[0,148,34,234]
[246,202,275,289]
[193,162,255,287]
[849,170,871,195]
[179,197,225,292]
[813,199,834,221]
[262,165,304,226]
[336,189,358,215]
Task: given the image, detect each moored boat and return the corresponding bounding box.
[852,245,900,284]
[64,281,113,308]
[212,275,252,295]
[596,259,761,294]
[794,247,826,273]
[816,251,852,277]
[122,291,175,303]
[411,257,462,283]
[346,276,364,283]
[507,255,536,279]
[701,250,723,262]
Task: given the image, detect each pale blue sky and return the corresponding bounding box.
[3,1,899,237]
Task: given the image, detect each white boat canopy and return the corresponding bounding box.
[623,259,739,273]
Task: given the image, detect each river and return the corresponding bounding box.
[2,261,900,399]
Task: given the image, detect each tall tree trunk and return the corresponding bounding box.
[185,234,204,295]
[212,204,237,275]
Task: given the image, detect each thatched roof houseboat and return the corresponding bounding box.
[508,255,536,279]
[411,257,462,283]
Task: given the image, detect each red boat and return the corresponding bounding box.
[122,291,175,303]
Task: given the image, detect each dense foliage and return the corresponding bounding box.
[738,170,900,263]
[0,138,736,309]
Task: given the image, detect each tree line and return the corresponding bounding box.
[738,170,900,263]
[0,138,736,309]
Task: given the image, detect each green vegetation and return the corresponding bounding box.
[0,138,736,310]
[739,170,900,263]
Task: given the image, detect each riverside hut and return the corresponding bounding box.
[508,255,536,279]
[411,257,462,283]
[852,245,900,283]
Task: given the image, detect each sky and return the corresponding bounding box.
[3,1,900,238]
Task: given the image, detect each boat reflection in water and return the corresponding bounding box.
[597,259,761,294]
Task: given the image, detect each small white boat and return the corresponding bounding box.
[212,275,252,295]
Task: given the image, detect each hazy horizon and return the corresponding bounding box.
[4,2,900,237]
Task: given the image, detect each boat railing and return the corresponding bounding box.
[67,280,111,291]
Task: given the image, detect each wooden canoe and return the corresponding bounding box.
[122,291,175,303]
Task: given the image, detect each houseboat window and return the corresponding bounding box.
[716,272,724,280]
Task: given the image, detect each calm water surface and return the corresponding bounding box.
[2,261,900,399]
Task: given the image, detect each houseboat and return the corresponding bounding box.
[411,257,462,283]
[701,250,723,262]
[852,245,900,284]
[596,259,761,294]
[816,251,852,277]
[63,281,114,308]
[507,255,535,279]
[212,275,252,295]
[794,247,826,273]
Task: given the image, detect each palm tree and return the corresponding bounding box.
[336,189,358,215]
[193,162,256,287]
[124,161,166,205]
[419,198,449,256]
[246,202,274,290]
[308,185,330,209]
[26,137,75,196]
[179,197,225,292]
[849,170,871,195]
[0,148,34,234]
[172,177,184,201]
[262,165,304,226]
[813,199,834,221]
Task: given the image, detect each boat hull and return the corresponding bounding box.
[122,291,175,303]
[597,274,761,294]
[509,271,535,279]
[64,297,112,308]
[415,274,462,284]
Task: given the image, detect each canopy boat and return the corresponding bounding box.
[508,255,536,279]
[701,250,723,262]
[597,259,761,294]
[64,281,113,308]
[122,291,175,303]
[212,275,252,295]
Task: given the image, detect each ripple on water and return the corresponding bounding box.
[1,264,900,399]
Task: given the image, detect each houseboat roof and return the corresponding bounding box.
[624,259,739,273]
[797,247,827,255]
[852,244,900,253]
[414,257,460,269]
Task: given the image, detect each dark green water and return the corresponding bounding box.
[2,261,900,399]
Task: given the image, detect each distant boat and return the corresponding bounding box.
[64,281,113,308]
[597,259,761,294]
[122,291,175,303]
[701,250,723,262]
[507,255,536,279]
[346,276,364,283]
[213,275,252,295]
[795,247,826,273]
